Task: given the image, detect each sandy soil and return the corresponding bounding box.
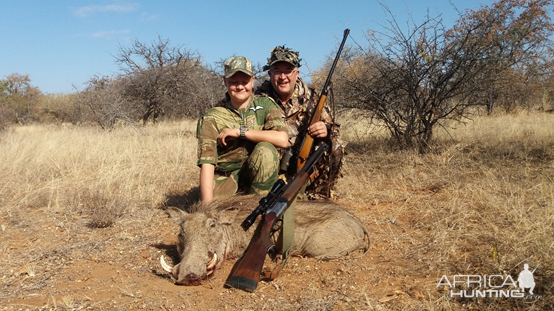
[0,196,439,310]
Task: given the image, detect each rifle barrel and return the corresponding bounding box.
[296,29,349,171]
[321,29,350,96]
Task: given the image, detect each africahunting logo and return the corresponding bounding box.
[437,263,542,299]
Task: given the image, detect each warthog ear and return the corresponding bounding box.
[217,207,240,225]
[165,206,188,224]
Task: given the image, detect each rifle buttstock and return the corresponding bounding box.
[224,239,265,292]
[225,275,259,293]
[225,213,278,292]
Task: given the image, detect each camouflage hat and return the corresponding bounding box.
[263,45,302,71]
[224,56,254,78]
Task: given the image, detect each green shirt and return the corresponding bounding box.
[197,95,288,172]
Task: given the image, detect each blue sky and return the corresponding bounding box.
[1,0,492,94]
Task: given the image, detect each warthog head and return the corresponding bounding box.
[161,204,240,285]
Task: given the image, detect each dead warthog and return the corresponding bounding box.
[160,195,369,285]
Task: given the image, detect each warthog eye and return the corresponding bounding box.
[207,219,216,228]
[178,231,185,242]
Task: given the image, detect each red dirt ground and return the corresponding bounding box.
[0,198,442,310]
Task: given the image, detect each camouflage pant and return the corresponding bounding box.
[213,142,279,200]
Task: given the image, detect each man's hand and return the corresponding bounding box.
[218,128,240,146]
[307,121,328,138]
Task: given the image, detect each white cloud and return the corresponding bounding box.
[140,13,160,21]
[74,2,140,17]
[90,29,130,39]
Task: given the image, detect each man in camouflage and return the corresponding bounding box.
[197,56,290,203]
[255,46,345,199]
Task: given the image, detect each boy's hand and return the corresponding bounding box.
[217,128,240,146]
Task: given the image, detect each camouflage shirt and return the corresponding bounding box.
[197,94,287,172]
[255,78,345,199]
[255,78,333,148]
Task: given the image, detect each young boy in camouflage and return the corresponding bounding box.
[197,56,290,202]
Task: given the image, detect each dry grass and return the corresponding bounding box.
[0,113,553,310]
[339,112,554,309]
[0,121,198,216]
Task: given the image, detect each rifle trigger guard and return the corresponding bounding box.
[267,245,277,260]
[271,218,283,233]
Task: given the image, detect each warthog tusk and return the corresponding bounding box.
[207,253,217,270]
[160,255,173,273]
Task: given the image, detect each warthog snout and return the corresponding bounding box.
[161,250,219,286]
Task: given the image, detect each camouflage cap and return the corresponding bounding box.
[224,56,254,78]
[263,45,302,71]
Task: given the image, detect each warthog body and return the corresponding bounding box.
[162,195,369,285]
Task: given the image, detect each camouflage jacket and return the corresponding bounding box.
[197,94,287,173]
[255,78,345,199]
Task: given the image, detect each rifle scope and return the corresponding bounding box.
[241,179,286,231]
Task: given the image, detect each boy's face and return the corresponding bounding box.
[224,72,254,103]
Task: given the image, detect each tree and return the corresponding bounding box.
[38,93,87,125]
[448,0,554,114]
[77,75,138,130]
[115,35,223,122]
[321,0,553,151]
[0,73,41,126]
[0,79,11,130]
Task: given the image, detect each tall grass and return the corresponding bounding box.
[339,112,554,309]
[0,121,198,226]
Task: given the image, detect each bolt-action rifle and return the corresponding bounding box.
[224,144,329,292]
[289,29,349,173]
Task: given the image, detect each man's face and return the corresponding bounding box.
[224,72,254,103]
[268,62,299,102]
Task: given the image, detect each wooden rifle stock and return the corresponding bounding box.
[225,144,329,292]
[296,29,349,172]
[223,175,308,292]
